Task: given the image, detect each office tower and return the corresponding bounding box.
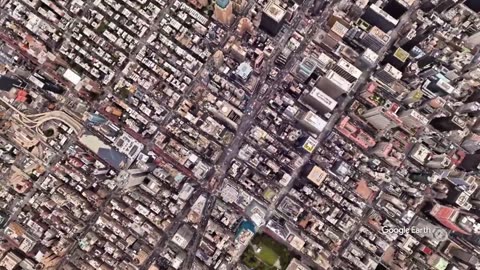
[306,165,328,186]
[362,103,402,130]
[230,44,247,62]
[466,31,480,48]
[295,57,318,82]
[212,50,224,68]
[462,133,480,153]
[430,115,466,132]
[361,4,398,32]
[360,48,379,67]
[375,64,402,85]
[425,154,451,169]
[422,75,455,97]
[402,90,423,105]
[439,171,475,188]
[458,101,480,115]
[398,109,429,129]
[117,169,149,189]
[300,87,337,114]
[214,0,233,25]
[316,53,334,71]
[260,1,286,36]
[231,0,247,12]
[275,47,292,66]
[234,62,253,82]
[237,17,254,36]
[450,247,479,266]
[429,204,471,234]
[188,0,209,9]
[331,58,362,84]
[316,70,353,99]
[458,154,480,171]
[360,26,390,51]
[297,110,327,134]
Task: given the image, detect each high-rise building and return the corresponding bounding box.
[237,17,254,36]
[275,47,292,66]
[316,70,353,99]
[295,57,318,82]
[214,0,233,25]
[375,64,402,85]
[430,115,466,132]
[361,4,398,32]
[360,48,379,67]
[422,75,455,97]
[429,204,471,234]
[360,26,390,51]
[439,170,476,188]
[450,247,479,266]
[425,154,452,169]
[212,50,224,68]
[260,1,286,36]
[398,109,429,129]
[231,0,247,12]
[331,58,362,83]
[465,31,480,48]
[458,101,480,115]
[297,110,327,134]
[306,165,328,186]
[300,87,337,114]
[462,133,480,153]
[362,103,402,130]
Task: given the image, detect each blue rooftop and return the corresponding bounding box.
[216,0,229,9]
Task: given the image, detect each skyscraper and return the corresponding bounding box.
[260,1,286,36]
[398,109,429,129]
[360,26,390,52]
[300,87,337,114]
[375,64,402,85]
[425,154,452,169]
[361,4,398,32]
[315,70,353,99]
[362,103,402,130]
[429,204,471,234]
[214,0,233,25]
[297,110,327,134]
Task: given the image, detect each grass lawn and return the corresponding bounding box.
[257,243,280,266]
[241,234,293,270]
